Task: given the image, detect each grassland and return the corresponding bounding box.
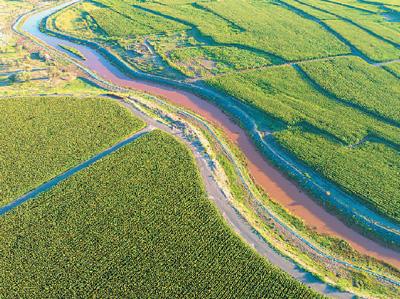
[0,130,321,298]
[0,96,144,206]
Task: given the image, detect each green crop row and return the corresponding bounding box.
[325,19,399,62]
[320,0,383,13]
[206,60,400,222]
[356,20,400,44]
[275,128,400,222]
[0,130,321,298]
[90,8,147,37]
[383,62,400,77]
[207,62,399,145]
[282,0,339,20]
[299,0,382,19]
[90,0,187,38]
[140,0,350,61]
[283,0,399,62]
[300,56,400,123]
[0,96,144,206]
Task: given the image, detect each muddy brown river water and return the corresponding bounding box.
[21,0,400,268]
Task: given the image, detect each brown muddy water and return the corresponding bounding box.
[89,56,400,268]
[22,2,400,268]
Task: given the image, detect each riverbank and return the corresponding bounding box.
[34,0,400,252]
[12,1,400,296]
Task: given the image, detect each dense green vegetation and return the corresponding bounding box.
[282,0,399,61]
[206,62,400,222]
[141,0,350,60]
[90,0,187,37]
[356,20,400,44]
[383,62,400,77]
[4,0,398,296]
[300,56,400,123]
[0,131,321,298]
[49,0,400,233]
[90,8,140,37]
[0,96,144,206]
[325,19,399,62]
[51,1,101,39]
[207,63,399,144]
[275,128,400,221]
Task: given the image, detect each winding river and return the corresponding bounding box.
[19,0,400,269]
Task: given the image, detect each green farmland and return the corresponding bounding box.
[2,0,399,297]
[0,96,144,206]
[49,0,400,233]
[207,58,400,222]
[0,131,321,298]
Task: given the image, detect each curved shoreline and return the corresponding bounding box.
[37,0,400,245]
[37,1,400,245]
[18,0,400,268]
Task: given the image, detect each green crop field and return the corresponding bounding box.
[383,62,400,77]
[0,131,321,298]
[281,0,399,62]
[48,0,400,225]
[325,19,399,62]
[207,59,400,222]
[49,1,100,40]
[356,20,400,44]
[208,61,399,144]
[90,1,186,37]
[275,128,400,221]
[300,56,400,123]
[141,0,350,61]
[0,96,144,206]
[1,0,399,297]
